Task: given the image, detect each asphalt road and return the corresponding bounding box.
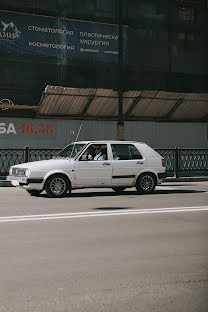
[0,182,208,312]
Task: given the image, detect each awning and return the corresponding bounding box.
[37,85,208,121]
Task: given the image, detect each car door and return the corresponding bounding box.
[74,144,112,187]
[111,143,146,186]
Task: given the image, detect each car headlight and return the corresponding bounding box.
[12,168,29,177]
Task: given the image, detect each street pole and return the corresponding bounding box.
[117,0,124,140]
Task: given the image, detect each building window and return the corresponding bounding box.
[178,6,195,22]
[178,32,186,40]
[176,0,205,6]
[71,0,114,16]
[96,0,113,13]
[187,33,195,40]
[139,2,157,16]
[177,32,196,40]
[148,29,158,40]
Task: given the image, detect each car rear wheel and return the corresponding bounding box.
[136,173,156,194]
[27,190,42,196]
[45,174,70,198]
[112,187,126,193]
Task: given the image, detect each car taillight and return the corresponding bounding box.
[161,159,165,167]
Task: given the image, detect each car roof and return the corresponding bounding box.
[72,140,145,144]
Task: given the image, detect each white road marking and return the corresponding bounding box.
[0,206,208,223]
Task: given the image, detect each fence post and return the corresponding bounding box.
[175,147,180,178]
[24,146,29,163]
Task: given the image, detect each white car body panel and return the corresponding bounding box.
[74,160,112,187]
[112,159,145,186]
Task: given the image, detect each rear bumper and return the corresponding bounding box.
[158,172,167,179]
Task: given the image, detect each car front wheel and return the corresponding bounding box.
[136,173,156,194]
[45,174,70,198]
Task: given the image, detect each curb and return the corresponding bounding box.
[164,177,208,182]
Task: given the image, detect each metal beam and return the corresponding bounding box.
[43,92,119,99]
[117,0,124,140]
[81,95,95,116]
[163,98,183,120]
[0,105,39,110]
[125,96,141,120]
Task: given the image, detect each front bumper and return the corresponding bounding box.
[7,176,44,190]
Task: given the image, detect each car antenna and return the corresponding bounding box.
[70,123,82,158]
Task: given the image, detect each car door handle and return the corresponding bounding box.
[136,161,143,164]
[102,162,110,166]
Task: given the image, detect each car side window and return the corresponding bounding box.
[80,144,108,161]
[129,145,143,159]
[111,144,143,160]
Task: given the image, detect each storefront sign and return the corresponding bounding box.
[0,10,127,63]
[0,121,55,138]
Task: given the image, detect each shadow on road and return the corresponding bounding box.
[154,190,206,195]
[69,189,206,197]
[160,184,197,187]
[70,191,136,197]
[94,207,130,210]
[35,189,206,198]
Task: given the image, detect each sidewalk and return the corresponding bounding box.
[1,176,208,187]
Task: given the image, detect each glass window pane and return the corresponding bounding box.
[128,145,143,159]
[58,143,86,158]
[112,144,142,160]
[112,144,130,160]
[82,144,108,160]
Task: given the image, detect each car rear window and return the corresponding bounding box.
[111,144,143,160]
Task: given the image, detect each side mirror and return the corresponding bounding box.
[80,155,88,161]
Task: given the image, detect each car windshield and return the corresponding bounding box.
[57,143,86,158]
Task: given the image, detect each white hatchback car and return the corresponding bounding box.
[7,141,166,197]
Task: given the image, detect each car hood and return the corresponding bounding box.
[11,158,74,171]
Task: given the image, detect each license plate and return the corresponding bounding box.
[12,180,19,186]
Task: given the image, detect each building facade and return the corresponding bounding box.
[1,0,208,107]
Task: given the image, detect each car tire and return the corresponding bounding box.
[45,174,70,198]
[112,187,126,193]
[136,173,156,194]
[27,190,42,196]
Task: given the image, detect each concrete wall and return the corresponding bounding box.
[125,121,208,148]
[0,117,207,149]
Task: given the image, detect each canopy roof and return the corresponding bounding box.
[37,86,208,121]
[37,85,208,122]
[1,85,207,121]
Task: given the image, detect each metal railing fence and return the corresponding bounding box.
[0,148,61,176]
[157,148,208,177]
[0,147,207,177]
